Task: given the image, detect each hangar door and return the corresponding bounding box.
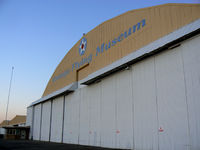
[155,47,189,150]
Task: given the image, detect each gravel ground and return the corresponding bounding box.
[0,139,119,150]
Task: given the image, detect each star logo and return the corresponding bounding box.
[79,37,87,56]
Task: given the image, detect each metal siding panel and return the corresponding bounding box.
[132,58,158,150]
[63,94,72,143]
[79,88,90,145]
[155,48,189,150]
[50,96,64,142]
[26,107,33,126]
[41,101,51,141]
[26,107,33,139]
[181,35,200,150]
[115,70,133,149]
[87,83,101,147]
[63,91,80,144]
[101,75,116,148]
[33,104,41,140]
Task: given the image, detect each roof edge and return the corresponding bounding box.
[29,82,78,107]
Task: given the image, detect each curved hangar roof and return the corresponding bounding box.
[41,3,200,99]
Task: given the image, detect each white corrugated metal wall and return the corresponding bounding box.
[26,106,33,139]
[32,104,41,140]
[26,106,33,127]
[115,69,133,149]
[87,84,101,147]
[181,36,200,150]
[28,35,200,150]
[63,91,80,144]
[100,75,116,148]
[41,101,51,141]
[132,58,158,150]
[79,87,90,145]
[50,96,64,142]
[156,46,190,150]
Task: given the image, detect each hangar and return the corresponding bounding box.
[26,3,200,150]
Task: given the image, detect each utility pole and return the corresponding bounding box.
[5,66,14,125]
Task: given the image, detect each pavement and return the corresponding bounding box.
[0,139,118,150]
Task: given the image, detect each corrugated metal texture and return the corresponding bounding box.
[115,69,133,149]
[33,104,41,140]
[181,35,200,150]
[63,91,80,144]
[26,107,32,127]
[79,87,90,145]
[155,46,189,150]
[132,58,158,150]
[43,4,200,97]
[26,106,33,139]
[79,72,134,148]
[40,101,51,141]
[101,75,116,148]
[50,96,64,142]
[87,83,101,147]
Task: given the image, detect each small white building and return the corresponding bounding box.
[0,115,27,139]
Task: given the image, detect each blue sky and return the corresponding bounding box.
[0,0,199,123]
